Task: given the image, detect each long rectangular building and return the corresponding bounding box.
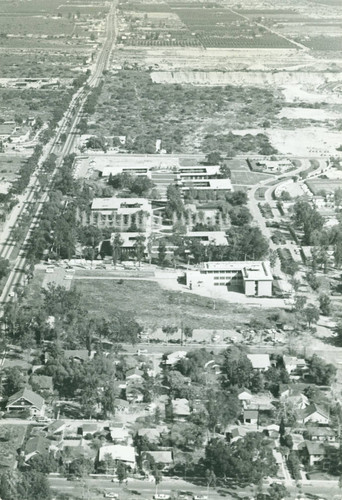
[185,261,273,297]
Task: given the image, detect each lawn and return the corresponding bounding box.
[0,425,27,470]
[73,278,277,330]
[231,171,272,185]
[306,179,342,195]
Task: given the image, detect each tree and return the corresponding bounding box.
[116,461,127,484]
[220,347,254,389]
[3,367,25,397]
[134,234,145,266]
[158,241,167,266]
[0,257,9,280]
[68,457,94,477]
[112,232,123,267]
[18,470,52,500]
[307,354,336,385]
[268,482,288,500]
[319,294,331,316]
[304,304,320,327]
[205,152,221,165]
[292,200,324,245]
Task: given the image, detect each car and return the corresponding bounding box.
[64,275,73,280]
[153,495,171,500]
[193,496,208,500]
[104,493,119,499]
[137,349,148,355]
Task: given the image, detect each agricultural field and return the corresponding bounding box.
[0,15,84,37]
[300,36,342,51]
[0,425,27,470]
[89,70,283,154]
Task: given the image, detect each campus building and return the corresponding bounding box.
[185,261,273,297]
[78,197,162,232]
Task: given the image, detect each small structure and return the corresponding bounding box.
[164,351,187,366]
[303,441,326,467]
[110,425,130,444]
[247,354,271,372]
[283,356,307,376]
[171,398,191,420]
[125,368,144,382]
[30,375,54,394]
[98,445,136,467]
[47,420,66,436]
[6,387,45,417]
[115,399,130,413]
[306,427,336,442]
[82,423,98,436]
[237,389,253,407]
[137,428,162,443]
[300,404,329,425]
[143,451,173,470]
[243,409,258,425]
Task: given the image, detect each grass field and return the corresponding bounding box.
[0,15,79,37]
[0,425,27,470]
[231,171,272,185]
[73,278,277,330]
[306,178,342,195]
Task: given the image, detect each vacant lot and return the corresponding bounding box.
[73,278,277,330]
[0,425,27,470]
[0,155,26,183]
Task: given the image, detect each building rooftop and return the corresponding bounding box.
[91,197,151,213]
[7,387,45,410]
[247,354,271,370]
[98,444,136,463]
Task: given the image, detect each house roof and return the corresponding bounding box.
[126,368,144,378]
[47,420,65,434]
[237,388,252,398]
[172,398,190,416]
[82,424,98,434]
[247,354,271,370]
[7,387,44,410]
[144,451,173,464]
[25,436,50,456]
[165,351,187,365]
[303,404,329,420]
[137,428,161,442]
[115,398,130,408]
[98,445,136,464]
[244,409,258,419]
[307,427,335,437]
[64,350,93,362]
[110,427,130,440]
[305,441,326,456]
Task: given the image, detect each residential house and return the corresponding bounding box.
[300,404,330,425]
[164,351,187,366]
[226,426,248,443]
[109,425,130,444]
[237,389,253,407]
[82,423,98,436]
[24,436,50,461]
[98,445,136,467]
[247,354,271,372]
[143,451,173,471]
[46,420,66,437]
[6,387,45,417]
[171,398,191,420]
[125,368,144,383]
[137,428,164,444]
[283,356,307,377]
[303,441,326,467]
[306,427,336,443]
[114,398,130,413]
[243,409,258,425]
[63,350,95,363]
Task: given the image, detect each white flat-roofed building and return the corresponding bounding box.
[82,197,154,232]
[180,178,233,192]
[185,261,273,297]
[185,231,228,246]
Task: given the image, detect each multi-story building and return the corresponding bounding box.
[185,261,273,297]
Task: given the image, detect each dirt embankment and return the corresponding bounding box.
[151,70,342,87]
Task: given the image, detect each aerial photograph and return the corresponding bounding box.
[0,0,341,499]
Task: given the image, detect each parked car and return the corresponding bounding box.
[153,495,171,500]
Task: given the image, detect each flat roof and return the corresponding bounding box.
[199,260,272,280]
[91,197,151,212]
